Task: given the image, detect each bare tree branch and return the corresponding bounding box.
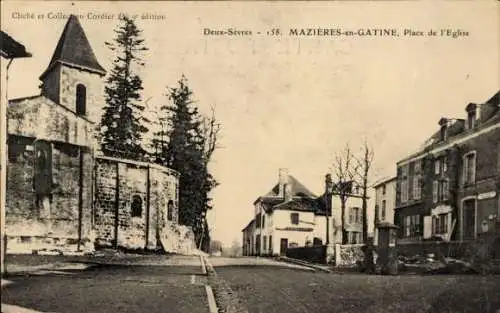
[201,105,222,166]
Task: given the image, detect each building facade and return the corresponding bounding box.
[395,91,500,243]
[319,175,366,245]
[372,176,397,245]
[242,169,369,257]
[243,168,326,256]
[241,219,255,256]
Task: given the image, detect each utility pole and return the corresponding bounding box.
[325,174,333,245]
[1,41,32,274]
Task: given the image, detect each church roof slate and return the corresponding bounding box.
[40,15,106,78]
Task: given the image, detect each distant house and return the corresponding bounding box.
[395,91,500,243]
[241,219,255,256]
[243,168,325,256]
[372,176,397,245]
[317,175,366,245]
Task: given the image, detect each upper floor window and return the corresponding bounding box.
[434,160,440,175]
[400,165,409,203]
[463,152,476,185]
[76,84,87,116]
[290,213,299,225]
[262,214,266,228]
[381,200,386,221]
[403,215,421,237]
[255,213,262,228]
[432,213,449,235]
[382,184,386,195]
[351,207,360,223]
[414,160,422,173]
[131,195,143,217]
[440,124,447,141]
[433,179,450,203]
[440,179,449,202]
[467,107,477,130]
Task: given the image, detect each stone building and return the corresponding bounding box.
[395,91,500,244]
[5,15,100,252]
[4,15,190,254]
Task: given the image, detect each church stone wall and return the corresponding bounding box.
[5,135,93,251]
[94,156,180,251]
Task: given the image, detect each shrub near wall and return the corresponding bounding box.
[286,246,327,264]
[338,244,365,267]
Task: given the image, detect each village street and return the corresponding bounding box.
[208,257,500,313]
[2,255,500,313]
[1,255,210,313]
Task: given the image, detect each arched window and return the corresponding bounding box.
[167,200,174,221]
[131,195,142,217]
[76,84,86,116]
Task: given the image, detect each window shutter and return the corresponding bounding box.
[432,180,438,203]
[424,216,432,238]
[443,180,449,200]
[471,154,476,183]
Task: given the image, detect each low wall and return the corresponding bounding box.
[286,246,327,264]
[396,234,500,260]
[396,241,473,259]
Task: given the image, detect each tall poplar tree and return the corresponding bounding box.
[100,15,149,159]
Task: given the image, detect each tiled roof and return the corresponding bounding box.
[40,15,106,78]
[271,198,319,213]
[398,90,500,164]
[241,219,255,231]
[263,175,317,199]
[0,31,31,58]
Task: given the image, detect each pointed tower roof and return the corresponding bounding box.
[40,15,106,79]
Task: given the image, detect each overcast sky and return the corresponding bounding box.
[2,1,498,246]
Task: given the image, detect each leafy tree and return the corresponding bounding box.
[99,15,149,159]
[153,76,220,252]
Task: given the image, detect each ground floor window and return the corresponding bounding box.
[432,213,448,235]
[263,235,267,250]
[347,231,362,244]
[402,215,421,237]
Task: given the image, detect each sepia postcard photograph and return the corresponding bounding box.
[0,1,499,312]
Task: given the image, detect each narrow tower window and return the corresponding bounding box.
[167,200,174,221]
[131,195,143,217]
[76,84,87,116]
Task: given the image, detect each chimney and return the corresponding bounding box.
[278,168,291,201]
[325,174,333,194]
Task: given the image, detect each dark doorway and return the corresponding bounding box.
[463,199,476,240]
[280,238,288,256]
